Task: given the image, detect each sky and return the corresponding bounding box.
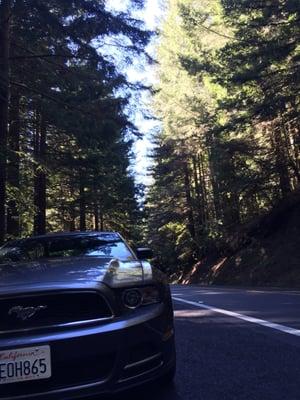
[106,0,164,185]
[128,0,163,185]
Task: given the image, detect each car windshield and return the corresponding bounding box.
[0,236,135,263]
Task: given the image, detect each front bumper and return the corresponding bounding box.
[0,303,175,400]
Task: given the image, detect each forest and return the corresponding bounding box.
[1,0,300,284]
[146,0,300,283]
[0,0,149,244]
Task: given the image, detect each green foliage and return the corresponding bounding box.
[1,0,151,242]
[146,0,300,275]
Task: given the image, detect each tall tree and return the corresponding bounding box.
[147,0,300,275]
[0,0,150,244]
[0,0,11,243]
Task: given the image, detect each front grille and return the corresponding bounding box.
[0,291,113,333]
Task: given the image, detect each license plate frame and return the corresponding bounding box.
[0,345,51,385]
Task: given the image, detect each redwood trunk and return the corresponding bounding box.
[33,111,47,235]
[7,92,20,237]
[192,155,204,227]
[0,0,11,243]
[69,209,76,232]
[207,138,222,223]
[273,126,291,197]
[94,202,99,231]
[79,174,86,231]
[183,161,196,240]
[100,208,104,231]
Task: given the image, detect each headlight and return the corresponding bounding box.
[122,286,160,309]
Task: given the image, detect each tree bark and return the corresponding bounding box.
[0,0,11,243]
[183,160,196,240]
[69,204,76,231]
[192,155,204,227]
[93,177,99,231]
[198,153,209,222]
[100,207,104,231]
[7,91,20,237]
[94,202,99,231]
[208,143,222,223]
[273,125,291,197]
[79,173,86,231]
[33,110,47,235]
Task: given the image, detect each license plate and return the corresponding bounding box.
[0,346,51,385]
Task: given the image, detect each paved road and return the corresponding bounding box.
[117,285,300,400]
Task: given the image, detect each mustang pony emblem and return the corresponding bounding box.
[8,305,48,321]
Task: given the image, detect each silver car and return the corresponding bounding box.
[0,232,176,399]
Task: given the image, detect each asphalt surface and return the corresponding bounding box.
[117,285,300,400]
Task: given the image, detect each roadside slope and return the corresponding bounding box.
[181,190,300,287]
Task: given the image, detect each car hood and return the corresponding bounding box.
[0,257,152,294]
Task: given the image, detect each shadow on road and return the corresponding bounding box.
[112,382,183,400]
[89,381,182,400]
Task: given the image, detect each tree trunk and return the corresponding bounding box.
[94,202,99,231]
[33,110,47,235]
[192,155,204,228]
[79,174,86,231]
[293,125,300,182]
[69,205,76,231]
[100,207,104,231]
[0,0,11,243]
[93,177,99,231]
[68,183,77,231]
[273,125,291,197]
[7,91,20,237]
[183,160,196,240]
[198,153,209,222]
[290,124,300,183]
[208,144,222,223]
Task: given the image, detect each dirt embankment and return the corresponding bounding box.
[181,190,300,287]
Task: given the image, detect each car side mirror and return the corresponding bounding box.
[136,248,153,260]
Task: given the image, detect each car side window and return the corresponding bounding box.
[0,246,26,263]
[24,242,45,261]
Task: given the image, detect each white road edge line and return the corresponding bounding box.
[172,297,300,337]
